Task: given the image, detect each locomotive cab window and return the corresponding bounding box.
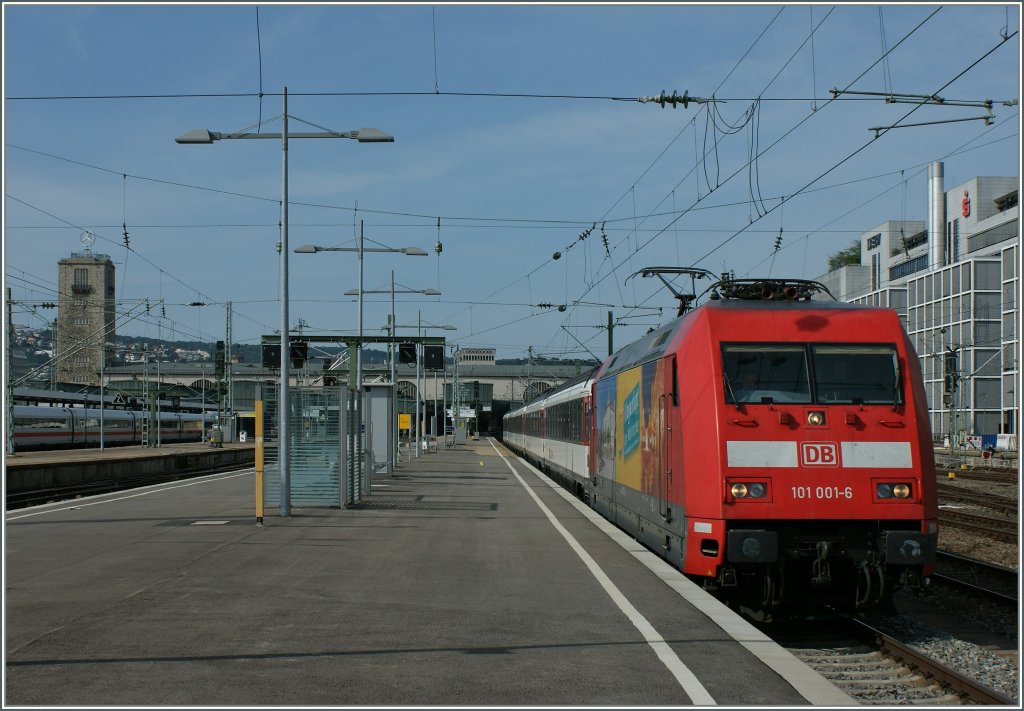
[811,344,901,405]
[722,344,811,404]
[722,343,902,405]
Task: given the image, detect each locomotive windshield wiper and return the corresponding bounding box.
[723,371,741,409]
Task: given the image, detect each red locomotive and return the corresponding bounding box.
[504,275,937,617]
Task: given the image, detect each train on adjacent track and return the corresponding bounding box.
[504,275,938,618]
[10,404,211,449]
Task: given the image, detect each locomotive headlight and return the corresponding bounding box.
[807,411,826,426]
[729,482,768,499]
[875,482,911,499]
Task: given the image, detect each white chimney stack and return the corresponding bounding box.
[928,161,945,268]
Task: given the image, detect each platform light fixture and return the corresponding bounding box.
[176,87,393,517]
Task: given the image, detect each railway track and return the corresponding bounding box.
[939,467,1019,485]
[933,550,1018,605]
[5,464,248,510]
[774,618,1016,705]
[938,508,1018,544]
[936,483,1018,516]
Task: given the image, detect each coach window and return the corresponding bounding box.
[811,344,901,405]
[15,413,66,429]
[722,344,811,404]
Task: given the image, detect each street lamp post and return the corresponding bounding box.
[296,238,426,484]
[177,87,393,516]
[388,316,455,456]
[99,342,105,451]
[351,272,439,465]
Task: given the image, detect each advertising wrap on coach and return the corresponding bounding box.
[595,360,667,496]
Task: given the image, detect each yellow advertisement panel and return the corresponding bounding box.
[596,360,666,495]
[615,367,643,490]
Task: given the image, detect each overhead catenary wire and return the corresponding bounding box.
[4,194,276,339]
[741,109,1019,278]
[553,7,954,333]
[8,121,1016,233]
[447,3,812,351]
[7,7,1016,356]
[256,7,265,132]
[690,28,1018,270]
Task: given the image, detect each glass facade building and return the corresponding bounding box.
[816,169,1018,441]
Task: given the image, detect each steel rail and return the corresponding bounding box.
[938,509,1018,543]
[852,619,1017,705]
[936,483,1018,516]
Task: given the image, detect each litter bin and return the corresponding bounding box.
[239,431,247,443]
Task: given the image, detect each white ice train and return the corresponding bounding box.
[10,405,212,449]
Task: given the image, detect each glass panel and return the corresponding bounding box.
[975,261,1000,291]
[975,293,1000,320]
[952,267,960,293]
[973,350,1000,377]
[892,290,907,311]
[721,344,810,404]
[812,345,900,404]
[975,321,999,347]
[973,379,1000,410]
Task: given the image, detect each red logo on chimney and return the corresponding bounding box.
[962,190,971,218]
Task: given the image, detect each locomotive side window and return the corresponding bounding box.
[722,345,811,404]
[811,344,901,405]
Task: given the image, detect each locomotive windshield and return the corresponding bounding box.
[722,345,811,404]
[811,344,901,405]
[722,343,901,405]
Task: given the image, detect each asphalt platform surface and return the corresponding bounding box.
[5,438,853,706]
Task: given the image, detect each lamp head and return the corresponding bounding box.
[294,245,319,253]
[423,289,442,296]
[354,128,395,143]
[175,129,217,144]
[402,247,428,256]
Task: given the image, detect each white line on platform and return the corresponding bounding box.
[498,444,855,707]
[5,470,254,522]
[488,439,716,705]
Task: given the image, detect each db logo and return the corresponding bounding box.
[801,442,839,466]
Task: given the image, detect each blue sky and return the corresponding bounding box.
[4,3,1021,362]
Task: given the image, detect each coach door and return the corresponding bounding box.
[659,356,676,529]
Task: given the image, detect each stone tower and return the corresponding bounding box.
[56,250,116,386]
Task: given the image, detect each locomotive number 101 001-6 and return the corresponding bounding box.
[791,485,854,500]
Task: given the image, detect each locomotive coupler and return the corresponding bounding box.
[810,541,833,588]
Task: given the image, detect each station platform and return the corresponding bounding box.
[4,440,253,467]
[5,438,853,706]
[5,441,254,493]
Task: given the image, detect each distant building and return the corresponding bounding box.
[56,251,116,386]
[457,347,496,365]
[817,162,1018,439]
